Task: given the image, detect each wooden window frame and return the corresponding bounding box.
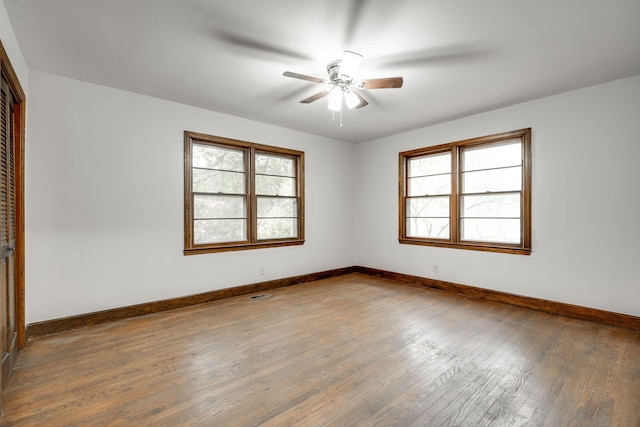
[184,131,304,255]
[399,128,531,255]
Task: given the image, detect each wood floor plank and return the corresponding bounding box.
[0,273,638,426]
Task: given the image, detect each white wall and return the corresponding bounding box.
[356,74,640,317]
[0,0,27,90]
[16,10,640,322]
[25,69,357,323]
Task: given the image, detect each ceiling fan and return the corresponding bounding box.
[283,51,403,112]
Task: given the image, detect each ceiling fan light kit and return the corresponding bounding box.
[283,50,403,115]
[338,50,363,81]
[344,91,360,109]
[327,87,343,111]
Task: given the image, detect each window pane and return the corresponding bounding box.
[408,174,451,196]
[255,153,294,177]
[461,218,520,244]
[256,175,295,196]
[192,144,244,171]
[398,128,530,253]
[462,140,521,171]
[408,152,451,177]
[257,218,297,240]
[461,194,520,218]
[462,166,521,193]
[194,219,246,244]
[406,218,450,239]
[257,197,297,218]
[194,195,246,219]
[407,196,449,217]
[193,169,245,194]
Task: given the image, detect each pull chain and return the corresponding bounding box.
[330,105,343,127]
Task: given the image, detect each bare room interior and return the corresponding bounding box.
[0,0,639,425]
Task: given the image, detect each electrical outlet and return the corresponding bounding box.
[260,265,266,275]
[432,264,439,273]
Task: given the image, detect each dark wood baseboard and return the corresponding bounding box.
[26,265,639,341]
[26,266,358,341]
[355,266,640,331]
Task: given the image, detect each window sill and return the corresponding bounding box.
[399,238,531,255]
[184,239,305,255]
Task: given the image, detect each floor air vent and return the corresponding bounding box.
[249,293,271,300]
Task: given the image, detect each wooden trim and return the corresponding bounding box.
[397,238,531,255]
[184,239,304,255]
[397,153,405,240]
[355,266,640,331]
[521,128,532,250]
[183,132,193,250]
[296,151,305,242]
[0,39,26,351]
[249,146,257,243]
[451,146,459,243]
[26,265,640,343]
[26,266,359,340]
[0,44,25,102]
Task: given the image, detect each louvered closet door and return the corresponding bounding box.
[0,75,17,386]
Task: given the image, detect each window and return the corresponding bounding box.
[184,132,304,254]
[399,128,531,255]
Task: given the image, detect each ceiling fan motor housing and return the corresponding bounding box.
[327,60,351,89]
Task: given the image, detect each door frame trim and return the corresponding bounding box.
[0,39,26,351]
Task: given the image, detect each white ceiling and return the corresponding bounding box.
[5,0,640,143]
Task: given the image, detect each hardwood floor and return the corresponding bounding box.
[1,273,638,426]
